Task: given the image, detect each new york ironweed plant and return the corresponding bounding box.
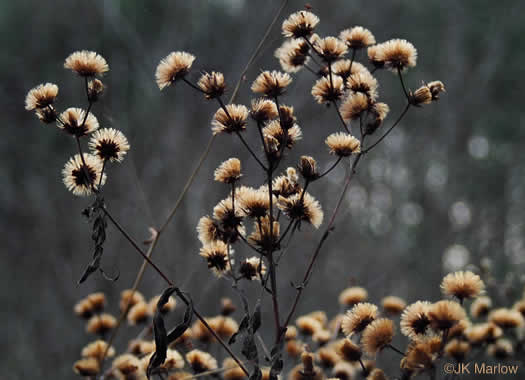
[29,6,525,380]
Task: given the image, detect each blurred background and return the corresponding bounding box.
[3,0,525,378]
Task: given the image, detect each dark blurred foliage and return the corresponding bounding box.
[3,0,525,378]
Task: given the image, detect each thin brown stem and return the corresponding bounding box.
[236,131,267,170]
[332,100,350,134]
[267,167,281,342]
[387,344,405,357]
[397,67,410,101]
[317,156,343,179]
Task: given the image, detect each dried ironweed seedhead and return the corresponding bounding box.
[250,98,278,122]
[148,295,176,314]
[470,296,492,318]
[197,215,221,245]
[326,132,361,157]
[214,158,242,184]
[25,83,58,110]
[347,72,378,101]
[223,358,247,380]
[86,313,117,335]
[317,346,339,368]
[339,26,376,49]
[381,296,406,315]
[361,318,395,356]
[89,128,130,163]
[298,156,319,181]
[64,50,109,77]
[375,39,417,72]
[198,71,226,99]
[213,196,243,231]
[277,192,324,228]
[488,339,514,359]
[263,120,303,149]
[331,60,369,82]
[466,322,502,345]
[428,300,466,331]
[448,318,470,339]
[311,75,344,104]
[368,369,387,380]
[338,286,368,307]
[155,51,195,90]
[332,361,356,380]
[341,302,378,336]
[337,338,362,362]
[488,308,525,329]
[209,316,239,339]
[410,85,432,106]
[275,38,310,73]
[282,10,320,38]
[186,349,218,373]
[367,45,384,69]
[313,329,331,345]
[112,354,142,376]
[62,153,106,196]
[444,339,471,362]
[272,169,301,198]
[35,107,58,124]
[288,352,324,380]
[73,357,100,377]
[278,105,297,130]
[81,340,115,360]
[314,36,348,62]
[401,336,441,372]
[73,292,106,319]
[307,310,328,325]
[248,215,280,251]
[199,240,232,277]
[239,256,267,280]
[251,70,292,97]
[120,289,145,312]
[236,186,271,218]
[296,315,323,335]
[142,349,185,372]
[286,340,304,357]
[221,297,236,316]
[400,301,431,338]
[58,107,99,137]
[366,102,389,135]
[87,79,105,102]
[427,80,446,99]
[212,104,249,134]
[441,270,485,300]
[339,92,369,121]
[127,301,151,325]
[513,300,525,317]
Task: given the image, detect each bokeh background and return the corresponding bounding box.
[3,0,525,378]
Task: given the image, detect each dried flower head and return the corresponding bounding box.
[444,339,470,362]
[250,98,279,122]
[73,357,100,376]
[296,315,323,336]
[89,128,130,163]
[326,132,361,156]
[35,107,58,124]
[331,60,369,81]
[427,81,446,100]
[332,361,356,380]
[263,120,302,150]
[298,156,319,181]
[236,186,271,218]
[282,11,319,38]
[275,38,310,73]
[341,303,378,336]
[196,216,221,245]
[277,192,323,228]
[382,296,407,315]
[339,27,376,49]
[400,301,431,338]
[365,102,389,135]
[361,318,395,356]
[87,79,105,102]
[367,45,384,69]
[198,71,226,99]
[248,215,280,251]
[376,39,417,72]
[58,107,99,137]
[214,158,242,184]
[223,358,248,380]
[338,287,368,306]
[112,354,142,376]
[367,369,387,380]
[251,70,292,97]
[313,329,331,345]
[278,105,297,130]
[286,339,304,358]
[148,295,176,315]
[272,170,301,198]
[513,300,525,316]
[86,292,106,312]
[186,349,218,373]
[199,241,232,277]
[239,256,267,280]
[347,72,378,101]
[86,313,117,335]
[336,338,362,362]
[470,296,492,318]
[288,352,324,380]
[156,51,195,89]
[64,50,109,76]
[120,289,145,312]
[487,339,514,359]
[213,197,243,240]
[25,83,58,110]
[315,36,348,62]
[340,92,369,121]
[441,271,485,301]
[410,85,432,106]
[221,297,236,316]
[402,336,441,372]
[127,301,151,325]
[488,308,525,329]
[311,75,345,104]
[212,104,249,135]
[81,340,115,361]
[466,322,502,345]
[62,154,106,196]
[428,300,466,331]
[317,346,339,368]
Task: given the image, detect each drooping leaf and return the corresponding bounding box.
[251,300,261,333]
[229,314,250,345]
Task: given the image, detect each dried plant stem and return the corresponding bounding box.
[387,344,405,356]
[317,156,343,179]
[332,101,350,134]
[397,68,410,100]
